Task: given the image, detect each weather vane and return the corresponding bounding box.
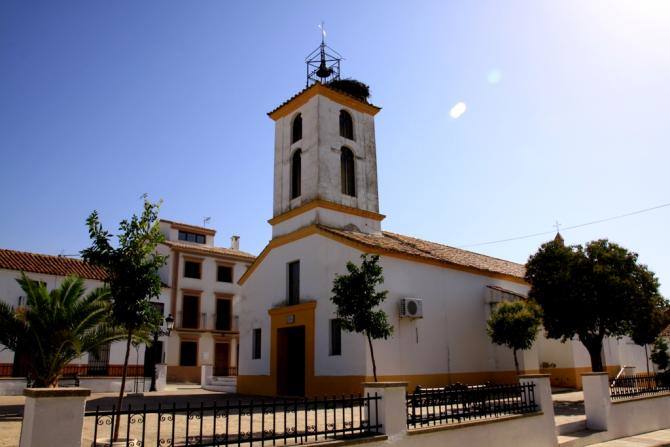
[305,22,342,87]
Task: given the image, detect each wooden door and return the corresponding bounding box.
[214,343,230,376]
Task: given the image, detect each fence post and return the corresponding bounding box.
[517,374,557,446]
[19,388,90,447]
[362,382,407,437]
[155,363,167,391]
[581,372,611,431]
[201,364,213,386]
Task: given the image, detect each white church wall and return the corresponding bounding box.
[239,233,535,382]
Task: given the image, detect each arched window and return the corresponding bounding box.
[339,110,354,140]
[340,147,356,197]
[291,114,302,144]
[291,149,301,199]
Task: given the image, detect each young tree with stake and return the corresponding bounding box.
[331,254,393,381]
[487,300,542,375]
[81,198,166,441]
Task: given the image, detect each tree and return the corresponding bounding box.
[526,237,664,372]
[487,300,542,375]
[81,198,166,440]
[0,274,122,387]
[331,254,393,381]
[651,337,670,371]
[630,298,669,374]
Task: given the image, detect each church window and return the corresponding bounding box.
[340,147,356,197]
[252,328,262,359]
[330,319,342,356]
[287,260,300,305]
[339,110,354,140]
[290,149,301,199]
[292,113,302,143]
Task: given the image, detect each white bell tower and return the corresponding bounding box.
[267,43,384,238]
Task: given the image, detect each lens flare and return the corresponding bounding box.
[487,69,502,84]
[449,101,467,119]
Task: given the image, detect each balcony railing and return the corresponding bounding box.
[177,312,239,332]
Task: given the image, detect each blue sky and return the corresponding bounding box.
[1,1,669,295]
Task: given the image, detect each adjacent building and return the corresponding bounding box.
[0,219,255,393]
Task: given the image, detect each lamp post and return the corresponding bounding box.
[149,313,174,392]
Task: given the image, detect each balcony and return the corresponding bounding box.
[177,312,239,333]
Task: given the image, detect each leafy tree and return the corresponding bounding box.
[526,237,664,372]
[0,274,122,387]
[331,254,393,381]
[651,337,670,371]
[487,300,542,375]
[81,198,166,440]
[630,298,669,374]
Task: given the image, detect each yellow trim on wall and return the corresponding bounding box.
[268,199,386,226]
[268,84,381,121]
[238,225,526,286]
[268,301,317,396]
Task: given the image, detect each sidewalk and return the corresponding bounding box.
[588,429,670,446]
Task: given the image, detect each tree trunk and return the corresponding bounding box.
[114,330,132,441]
[513,348,520,376]
[367,333,377,382]
[645,344,650,375]
[582,337,604,372]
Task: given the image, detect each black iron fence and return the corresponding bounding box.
[86,394,381,447]
[610,373,670,400]
[406,382,538,428]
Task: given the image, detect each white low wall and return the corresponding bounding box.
[0,377,150,396]
[0,378,27,395]
[583,372,670,441]
[364,375,557,447]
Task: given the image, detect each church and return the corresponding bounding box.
[236,42,649,397]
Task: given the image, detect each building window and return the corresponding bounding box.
[181,295,200,329]
[291,149,301,199]
[217,265,233,283]
[330,319,342,356]
[178,231,206,244]
[339,110,354,140]
[216,298,232,331]
[340,147,356,197]
[287,260,300,305]
[252,328,262,359]
[184,261,201,279]
[292,113,302,143]
[179,341,198,366]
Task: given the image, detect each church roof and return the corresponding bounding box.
[0,248,108,281]
[267,82,381,121]
[162,240,256,262]
[318,225,526,280]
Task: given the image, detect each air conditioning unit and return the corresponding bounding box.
[399,298,423,319]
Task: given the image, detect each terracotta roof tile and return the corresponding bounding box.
[0,249,107,281]
[317,226,526,280]
[162,241,256,261]
[267,82,381,118]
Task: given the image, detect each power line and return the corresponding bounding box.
[457,201,670,249]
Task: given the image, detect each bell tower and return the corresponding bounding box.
[267,40,384,238]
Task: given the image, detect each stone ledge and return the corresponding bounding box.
[299,435,388,447]
[362,382,408,388]
[407,411,544,435]
[518,374,551,379]
[24,388,91,398]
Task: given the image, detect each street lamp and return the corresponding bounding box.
[149,313,174,392]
